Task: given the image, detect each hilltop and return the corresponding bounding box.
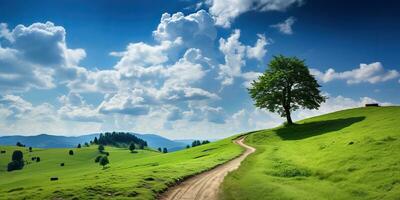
[221,106,400,200]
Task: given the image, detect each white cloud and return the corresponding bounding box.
[206,0,303,27]
[58,93,102,122]
[271,17,296,35]
[311,62,400,84]
[153,10,216,52]
[0,22,87,93]
[218,30,267,87]
[246,34,268,60]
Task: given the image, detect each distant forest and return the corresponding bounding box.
[92,132,148,148]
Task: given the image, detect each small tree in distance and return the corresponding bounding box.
[77,144,81,148]
[163,148,168,153]
[69,150,74,155]
[129,143,135,152]
[98,145,105,153]
[157,147,162,152]
[248,55,326,125]
[99,156,109,169]
[28,147,32,152]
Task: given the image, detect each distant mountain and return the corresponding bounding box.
[0,134,98,148]
[132,133,188,151]
[0,133,189,152]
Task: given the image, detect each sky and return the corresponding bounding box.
[0,0,399,139]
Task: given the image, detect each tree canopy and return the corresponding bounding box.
[249,55,326,125]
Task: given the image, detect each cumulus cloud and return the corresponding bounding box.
[0,22,87,93]
[310,62,400,84]
[218,30,268,87]
[153,10,217,52]
[58,93,102,122]
[206,0,303,27]
[271,17,296,35]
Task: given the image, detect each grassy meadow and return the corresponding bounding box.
[0,136,243,200]
[221,106,400,200]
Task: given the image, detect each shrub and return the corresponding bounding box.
[28,147,32,152]
[77,144,81,148]
[158,147,162,152]
[7,161,24,171]
[31,157,36,161]
[16,142,25,147]
[99,156,109,169]
[36,157,40,162]
[98,145,105,152]
[95,155,102,163]
[163,148,168,153]
[84,142,90,147]
[186,145,190,149]
[129,143,136,152]
[69,150,74,155]
[12,150,23,161]
[60,163,65,167]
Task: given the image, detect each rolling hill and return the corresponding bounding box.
[0,135,243,199]
[221,106,400,200]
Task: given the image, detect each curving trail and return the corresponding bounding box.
[159,137,256,200]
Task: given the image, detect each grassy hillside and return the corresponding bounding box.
[221,106,400,200]
[0,136,243,199]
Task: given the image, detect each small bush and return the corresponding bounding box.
[12,150,23,161]
[60,163,65,167]
[69,150,74,155]
[77,144,81,148]
[36,157,40,162]
[95,155,102,163]
[28,147,32,152]
[7,161,24,171]
[99,156,109,169]
[98,145,105,152]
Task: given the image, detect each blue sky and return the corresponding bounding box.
[0,0,399,139]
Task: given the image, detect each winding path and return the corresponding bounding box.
[159,137,256,200]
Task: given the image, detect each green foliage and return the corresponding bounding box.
[162,148,168,153]
[29,147,32,152]
[97,132,147,148]
[94,155,102,163]
[157,147,162,152]
[36,157,40,162]
[77,144,81,148]
[16,142,25,147]
[192,140,210,147]
[129,143,135,152]
[221,106,400,200]
[8,150,24,171]
[99,156,109,169]
[12,150,23,161]
[68,150,74,155]
[98,145,104,152]
[248,55,325,124]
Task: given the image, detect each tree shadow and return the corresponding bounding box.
[276,117,366,140]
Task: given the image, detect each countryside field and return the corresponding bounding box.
[221,106,400,200]
[0,136,243,200]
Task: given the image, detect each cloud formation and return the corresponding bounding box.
[271,17,296,35]
[310,62,400,84]
[206,0,303,27]
[0,22,86,93]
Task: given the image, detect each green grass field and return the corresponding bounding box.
[221,106,400,200]
[0,136,244,200]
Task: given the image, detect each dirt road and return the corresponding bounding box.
[159,137,256,200]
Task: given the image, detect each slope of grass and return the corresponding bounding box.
[221,106,400,200]
[0,136,244,200]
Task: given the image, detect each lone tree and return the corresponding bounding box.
[249,55,326,125]
[28,147,32,152]
[98,145,105,153]
[157,147,162,152]
[8,150,24,171]
[77,144,81,148]
[69,150,74,155]
[129,143,135,152]
[99,156,109,169]
[163,148,168,153]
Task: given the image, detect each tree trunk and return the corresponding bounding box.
[284,107,293,125]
